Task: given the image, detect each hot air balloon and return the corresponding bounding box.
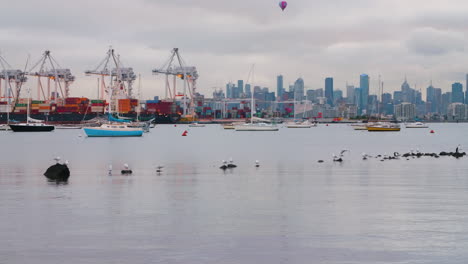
[279,1,287,11]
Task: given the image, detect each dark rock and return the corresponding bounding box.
[44,164,70,181]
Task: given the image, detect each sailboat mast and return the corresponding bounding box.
[26,88,30,124]
[137,74,141,122]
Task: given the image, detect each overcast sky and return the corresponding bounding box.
[1,0,468,99]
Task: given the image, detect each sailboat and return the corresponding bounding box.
[9,89,55,132]
[82,50,143,137]
[286,96,316,128]
[235,66,278,132]
[366,76,400,132]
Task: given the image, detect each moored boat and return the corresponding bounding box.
[367,122,401,132]
[188,122,205,127]
[351,123,368,130]
[83,124,143,137]
[10,123,55,132]
[286,120,316,128]
[405,122,429,128]
[235,122,279,131]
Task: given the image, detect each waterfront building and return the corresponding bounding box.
[394,102,416,121]
[447,103,467,121]
[325,77,334,106]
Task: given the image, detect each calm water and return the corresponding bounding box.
[1,123,468,264]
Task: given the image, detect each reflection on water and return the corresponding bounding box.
[1,124,468,263]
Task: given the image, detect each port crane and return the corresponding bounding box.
[85,47,136,101]
[0,53,28,108]
[152,48,199,117]
[27,50,75,102]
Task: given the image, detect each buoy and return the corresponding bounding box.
[326,124,329,126]
[174,125,177,127]
[430,130,435,134]
[182,130,188,136]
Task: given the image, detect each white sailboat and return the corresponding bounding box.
[405,122,428,128]
[235,66,278,132]
[286,96,316,128]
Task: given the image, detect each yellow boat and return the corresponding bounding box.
[222,123,235,129]
[367,122,401,132]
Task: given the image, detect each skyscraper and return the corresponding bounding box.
[237,80,244,96]
[452,82,464,103]
[346,84,355,104]
[226,82,234,99]
[325,77,334,106]
[360,74,369,114]
[466,74,468,104]
[293,78,304,101]
[426,84,436,113]
[333,90,343,105]
[277,75,284,100]
[245,84,251,98]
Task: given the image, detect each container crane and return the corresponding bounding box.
[27,50,75,101]
[152,48,199,117]
[85,47,136,100]
[0,54,27,108]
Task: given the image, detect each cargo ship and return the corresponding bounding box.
[0,98,181,124]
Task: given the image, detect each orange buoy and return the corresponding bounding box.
[430,130,435,134]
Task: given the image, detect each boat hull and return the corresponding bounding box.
[83,128,143,137]
[286,124,315,128]
[367,127,401,132]
[9,124,55,132]
[235,125,279,131]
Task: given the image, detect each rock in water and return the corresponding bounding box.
[44,164,70,181]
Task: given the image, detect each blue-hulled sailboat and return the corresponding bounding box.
[82,48,144,137]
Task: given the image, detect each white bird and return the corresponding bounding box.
[64,160,69,165]
[108,164,113,175]
[121,164,132,175]
[255,160,260,167]
[54,157,61,164]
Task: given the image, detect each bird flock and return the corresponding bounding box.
[328,145,466,163]
[43,145,465,183]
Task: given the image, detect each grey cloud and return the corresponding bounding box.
[406,27,466,56]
